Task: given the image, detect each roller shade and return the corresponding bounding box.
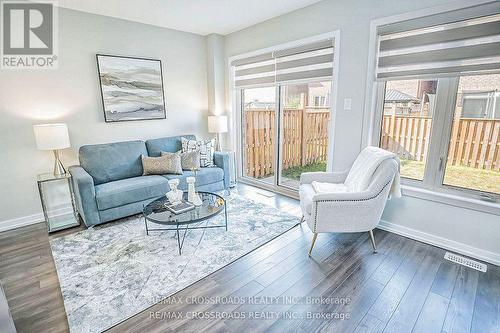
[376,2,500,80]
[232,39,334,87]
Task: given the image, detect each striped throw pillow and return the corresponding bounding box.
[181,137,215,167]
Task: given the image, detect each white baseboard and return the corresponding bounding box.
[0,204,73,233]
[0,213,44,233]
[378,219,500,267]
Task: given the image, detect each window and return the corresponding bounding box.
[380,79,437,180]
[377,75,500,199]
[443,74,500,195]
[461,91,500,119]
[371,5,500,203]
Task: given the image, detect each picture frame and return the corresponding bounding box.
[96,54,166,122]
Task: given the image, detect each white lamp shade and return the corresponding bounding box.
[33,123,70,150]
[208,115,228,133]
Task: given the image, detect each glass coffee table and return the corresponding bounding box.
[143,191,227,255]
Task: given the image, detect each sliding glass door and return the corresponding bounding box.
[233,34,338,193]
[278,81,331,189]
[239,80,332,191]
[241,86,276,185]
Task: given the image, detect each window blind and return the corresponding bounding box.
[232,39,334,87]
[376,2,500,80]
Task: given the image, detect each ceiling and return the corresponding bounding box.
[56,0,324,36]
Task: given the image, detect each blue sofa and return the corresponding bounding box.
[69,135,231,227]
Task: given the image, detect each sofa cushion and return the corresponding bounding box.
[142,153,182,175]
[162,167,224,191]
[146,135,196,157]
[95,175,168,210]
[80,140,148,185]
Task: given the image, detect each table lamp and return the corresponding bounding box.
[208,115,228,151]
[33,123,70,176]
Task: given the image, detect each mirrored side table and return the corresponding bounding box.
[37,173,80,233]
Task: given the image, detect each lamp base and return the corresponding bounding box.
[53,150,66,176]
[215,133,222,151]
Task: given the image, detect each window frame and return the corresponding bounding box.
[370,74,500,213]
[362,0,500,215]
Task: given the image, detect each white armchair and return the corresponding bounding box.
[299,147,400,256]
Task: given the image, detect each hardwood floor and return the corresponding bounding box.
[0,222,69,333]
[0,183,499,333]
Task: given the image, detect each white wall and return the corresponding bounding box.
[224,0,500,264]
[0,8,209,229]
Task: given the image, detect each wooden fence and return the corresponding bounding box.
[380,115,500,171]
[244,108,330,178]
[244,112,500,179]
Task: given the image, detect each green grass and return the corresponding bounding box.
[400,159,499,194]
[399,159,425,180]
[282,162,327,181]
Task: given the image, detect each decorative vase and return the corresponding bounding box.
[165,179,183,205]
[186,177,202,206]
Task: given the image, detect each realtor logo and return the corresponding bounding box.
[1,0,58,69]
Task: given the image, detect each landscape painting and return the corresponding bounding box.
[96,54,166,122]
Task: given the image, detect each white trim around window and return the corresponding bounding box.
[362,0,500,215]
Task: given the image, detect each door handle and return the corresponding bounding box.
[438,157,445,172]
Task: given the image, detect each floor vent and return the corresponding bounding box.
[444,252,487,272]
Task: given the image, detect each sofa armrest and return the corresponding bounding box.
[300,170,349,185]
[214,151,231,189]
[69,165,100,226]
[309,181,393,233]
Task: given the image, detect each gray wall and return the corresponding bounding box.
[224,0,500,263]
[0,8,208,226]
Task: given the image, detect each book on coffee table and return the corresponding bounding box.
[164,201,195,214]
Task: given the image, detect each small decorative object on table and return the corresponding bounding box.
[164,201,195,214]
[165,179,183,205]
[191,167,200,180]
[186,176,202,206]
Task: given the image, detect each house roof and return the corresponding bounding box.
[385,89,418,103]
[245,101,275,109]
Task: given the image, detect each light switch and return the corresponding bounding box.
[343,98,352,111]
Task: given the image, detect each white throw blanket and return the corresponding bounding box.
[312,146,402,198]
[311,182,349,193]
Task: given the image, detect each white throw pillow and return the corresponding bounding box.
[181,137,215,167]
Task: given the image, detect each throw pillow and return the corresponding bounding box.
[141,153,182,175]
[181,137,215,167]
[161,150,200,170]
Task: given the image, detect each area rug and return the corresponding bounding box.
[50,192,300,333]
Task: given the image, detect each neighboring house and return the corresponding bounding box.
[383,89,420,115]
[459,90,499,119]
[245,100,275,110]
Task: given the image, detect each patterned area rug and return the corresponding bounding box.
[50,193,299,333]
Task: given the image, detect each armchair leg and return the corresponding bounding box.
[369,230,377,253]
[309,233,318,256]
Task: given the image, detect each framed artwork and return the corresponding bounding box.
[96,54,166,122]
